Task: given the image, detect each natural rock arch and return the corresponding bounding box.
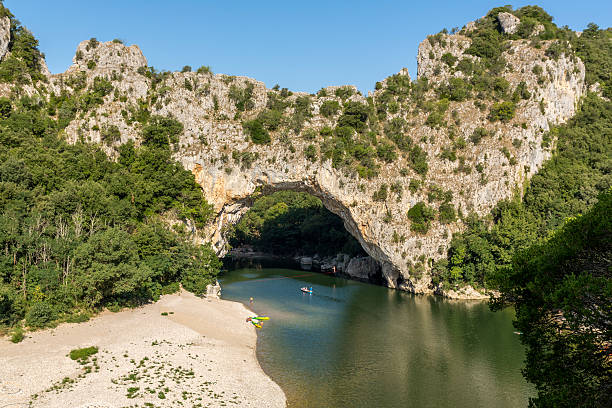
[32,17,585,298]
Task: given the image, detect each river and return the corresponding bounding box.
[220,267,532,408]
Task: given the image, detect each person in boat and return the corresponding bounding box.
[246,316,269,328]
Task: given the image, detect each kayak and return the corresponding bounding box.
[300,287,313,294]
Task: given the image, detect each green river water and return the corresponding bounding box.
[220,268,533,408]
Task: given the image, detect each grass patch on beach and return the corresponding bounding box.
[10,326,24,343]
[69,346,98,362]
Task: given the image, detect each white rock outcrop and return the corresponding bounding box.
[0,16,10,62]
[497,12,521,34]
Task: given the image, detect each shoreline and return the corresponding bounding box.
[0,290,287,407]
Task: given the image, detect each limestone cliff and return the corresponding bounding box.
[1,12,586,299]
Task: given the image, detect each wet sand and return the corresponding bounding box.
[0,291,286,407]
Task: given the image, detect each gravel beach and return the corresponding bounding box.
[0,291,286,407]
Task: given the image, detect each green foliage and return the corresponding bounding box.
[142,116,183,147]
[407,202,435,234]
[305,144,317,162]
[230,191,364,257]
[492,190,611,408]
[372,184,388,202]
[181,65,192,73]
[196,65,212,74]
[319,100,340,118]
[573,24,612,99]
[229,83,255,112]
[334,86,354,100]
[0,98,218,327]
[469,127,488,144]
[337,101,368,132]
[408,145,428,176]
[489,101,515,122]
[25,301,57,328]
[437,77,470,102]
[438,202,456,224]
[0,13,44,84]
[10,326,24,343]
[101,124,121,145]
[440,53,457,67]
[257,109,283,131]
[180,244,221,295]
[243,119,270,145]
[69,346,98,361]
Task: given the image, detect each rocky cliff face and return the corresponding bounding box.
[1,14,586,299]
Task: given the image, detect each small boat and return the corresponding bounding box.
[300,287,313,294]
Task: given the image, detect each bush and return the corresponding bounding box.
[10,326,24,343]
[25,301,57,328]
[142,116,184,147]
[305,144,317,161]
[470,127,488,144]
[197,65,212,74]
[69,346,98,361]
[101,124,121,145]
[376,140,398,163]
[320,100,340,118]
[407,202,435,234]
[408,145,428,176]
[439,203,457,224]
[372,184,388,202]
[441,53,458,67]
[490,101,516,122]
[243,119,270,144]
[337,102,369,132]
[181,65,192,73]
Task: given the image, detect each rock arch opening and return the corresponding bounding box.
[218,186,385,285]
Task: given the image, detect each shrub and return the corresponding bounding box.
[407,202,435,233]
[229,83,255,112]
[181,65,192,73]
[439,202,457,224]
[372,184,388,201]
[320,100,340,118]
[10,326,24,343]
[441,53,458,67]
[334,86,354,99]
[337,102,369,132]
[25,301,57,328]
[257,109,283,131]
[0,97,11,118]
[243,119,270,144]
[142,116,184,147]
[409,145,428,176]
[470,127,488,144]
[466,29,503,60]
[69,346,98,361]
[376,140,398,163]
[490,101,516,122]
[197,65,212,74]
[305,144,317,161]
[101,124,121,145]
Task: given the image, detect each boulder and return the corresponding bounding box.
[498,12,520,34]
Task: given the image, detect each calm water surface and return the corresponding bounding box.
[220,268,532,408]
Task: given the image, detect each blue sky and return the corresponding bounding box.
[5,1,611,93]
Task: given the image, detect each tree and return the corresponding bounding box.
[243,119,270,145]
[492,190,611,408]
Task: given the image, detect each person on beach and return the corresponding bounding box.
[249,297,254,304]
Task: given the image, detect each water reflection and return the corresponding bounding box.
[220,268,532,408]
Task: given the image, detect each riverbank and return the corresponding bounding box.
[0,291,286,407]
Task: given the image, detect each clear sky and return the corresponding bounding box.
[4,1,611,93]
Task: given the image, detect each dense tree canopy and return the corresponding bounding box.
[229,191,365,257]
[0,93,219,330]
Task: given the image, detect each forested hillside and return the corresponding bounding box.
[0,2,220,335]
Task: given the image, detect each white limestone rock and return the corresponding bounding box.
[497,12,521,34]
